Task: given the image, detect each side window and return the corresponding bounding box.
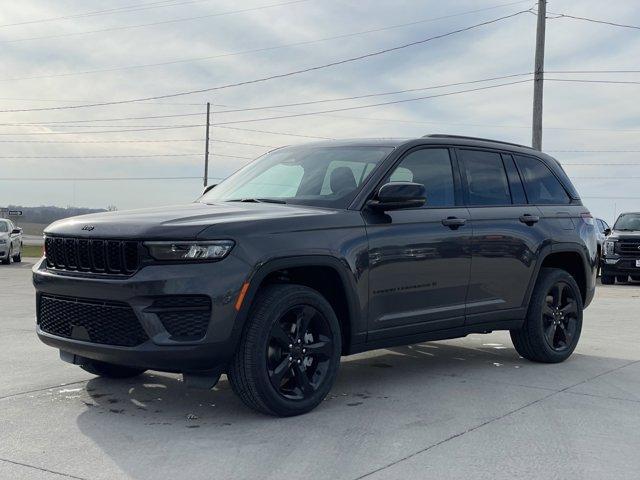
[384,148,455,207]
[596,219,605,233]
[514,155,570,204]
[460,149,512,206]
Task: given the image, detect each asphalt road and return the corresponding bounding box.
[1,259,639,480]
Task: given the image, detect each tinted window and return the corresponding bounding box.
[385,148,455,207]
[460,150,512,206]
[320,160,377,195]
[0,222,7,233]
[514,155,570,204]
[201,146,392,208]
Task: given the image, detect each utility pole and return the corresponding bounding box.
[203,102,211,187]
[532,0,546,151]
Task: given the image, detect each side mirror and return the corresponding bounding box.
[202,184,217,195]
[11,227,21,235]
[368,182,426,211]
[604,228,611,236]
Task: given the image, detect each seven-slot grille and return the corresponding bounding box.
[45,236,139,275]
[38,295,149,347]
[616,239,640,257]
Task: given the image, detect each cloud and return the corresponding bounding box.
[0,0,638,221]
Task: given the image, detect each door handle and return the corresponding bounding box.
[519,214,540,225]
[442,217,467,229]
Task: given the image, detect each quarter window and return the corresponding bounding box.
[460,150,512,206]
[514,155,570,204]
[385,148,455,207]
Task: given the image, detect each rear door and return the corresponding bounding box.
[364,146,472,340]
[457,149,542,324]
[513,154,579,235]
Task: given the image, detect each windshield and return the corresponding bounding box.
[199,145,393,208]
[0,222,8,233]
[614,213,640,231]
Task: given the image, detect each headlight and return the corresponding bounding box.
[604,240,616,256]
[144,240,234,261]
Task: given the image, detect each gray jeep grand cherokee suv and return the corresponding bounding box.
[33,135,597,416]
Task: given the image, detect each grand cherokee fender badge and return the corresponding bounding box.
[81,225,95,231]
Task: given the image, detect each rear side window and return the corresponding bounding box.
[385,148,455,207]
[459,149,512,206]
[514,155,570,204]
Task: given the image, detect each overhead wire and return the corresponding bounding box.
[0,1,531,82]
[0,9,533,113]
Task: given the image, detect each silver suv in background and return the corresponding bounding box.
[0,219,23,265]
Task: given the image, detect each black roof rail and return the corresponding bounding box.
[423,134,534,150]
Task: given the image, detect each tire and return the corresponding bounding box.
[616,275,628,283]
[601,275,615,285]
[2,246,11,265]
[12,245,21,263]
[510,268,583,363]
[227,284,342,417]
[80,360,146,379]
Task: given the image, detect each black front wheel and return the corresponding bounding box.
[511,268,583,363]
[228,284,341,416]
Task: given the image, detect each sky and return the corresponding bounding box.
[0,0,639,224]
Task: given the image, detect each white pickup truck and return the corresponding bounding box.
[0,219,22,264]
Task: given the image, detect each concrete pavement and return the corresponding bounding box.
[1,259,638,480]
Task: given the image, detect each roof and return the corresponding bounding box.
[280,135,537,154]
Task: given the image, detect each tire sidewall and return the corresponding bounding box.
[251,286,342,415]
[530,269,583,362]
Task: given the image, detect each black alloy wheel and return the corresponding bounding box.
[228,284,342,416]
[510,268,583,363]
[541,281,578,352]
[266,305,333,401]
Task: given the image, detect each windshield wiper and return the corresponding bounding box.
[227,198,287,204]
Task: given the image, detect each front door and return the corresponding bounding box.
[364,147,472,341]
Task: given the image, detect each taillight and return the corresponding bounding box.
[581,212,595,226]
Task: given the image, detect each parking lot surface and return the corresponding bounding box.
[1,259,639,480]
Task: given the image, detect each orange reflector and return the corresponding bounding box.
[235,282,250,311]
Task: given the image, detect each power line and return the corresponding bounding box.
[215,126,333,139]
[0,138,275,147]
[0,80,532,136]
[0,0,215,28]
[0,1,531,82]
[204,79,533,126]
[546,70,640,74]
[550,150,640,153]
[0,10,532,113]
[548,11,640,31]
[0,152,253,160]
[0,0,311,44]
[0,176,224,181]
[0,153,198,159]
[546,79,640,85]
[0,73,533,125]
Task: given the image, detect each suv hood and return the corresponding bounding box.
[44,202,337,240]
[609,230,640,241]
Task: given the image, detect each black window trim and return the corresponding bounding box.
[360,145,463,210]
[512,152,573,206]
[455,146,515,208]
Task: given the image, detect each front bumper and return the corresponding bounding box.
[601,256,640,276]
[32,256,250,372]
